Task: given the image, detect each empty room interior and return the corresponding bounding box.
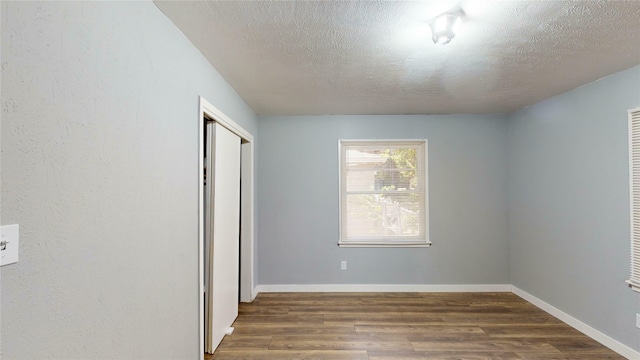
[2,1,640,359]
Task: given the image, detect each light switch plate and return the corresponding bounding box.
[1,224,19,266]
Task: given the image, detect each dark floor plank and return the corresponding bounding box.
[216,335,272,350]
[546,336,627,355]
[232,314,324,325]
[232,324,355,336]
[440,313,563,325]
[355,324,487,337]
[210,350,369,359]
[368,350,523,360]
[238,304,289,315]
[269,334,413,351]
[397,305,517,314]
[517,353,626,360]
[324,313,444,326]
[288,305,403,314]
[409,337,562,353]
[481,325,583,338]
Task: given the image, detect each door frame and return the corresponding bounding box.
[198,96,255,358]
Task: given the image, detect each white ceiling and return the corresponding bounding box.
[155,0,640,116]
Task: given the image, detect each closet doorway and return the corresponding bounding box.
[198,97,254,357]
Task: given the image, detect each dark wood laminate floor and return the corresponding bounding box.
[206,292,625,360]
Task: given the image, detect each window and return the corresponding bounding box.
[339,140,429,247]
[628,107,640,292]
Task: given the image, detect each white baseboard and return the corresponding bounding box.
[255,284,512,293]
[512,286,640,359]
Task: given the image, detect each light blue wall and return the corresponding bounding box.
[257,115,510,285]
[1,1,256,358]
[508,65,640,351]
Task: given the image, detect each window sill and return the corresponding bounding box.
[338,241,431,248]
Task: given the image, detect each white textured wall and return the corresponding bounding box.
[1,1,256,358]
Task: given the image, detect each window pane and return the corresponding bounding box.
[345,149,386,169]
[339,140,428,246]
[345,194,385,237]
[385,148,417,170]
[346,169,417,192]
[372,169,416,191]
[346,148,417,169]
[346,169,378,191]
[345,193,420,238]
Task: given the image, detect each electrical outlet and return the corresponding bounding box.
[341,261,347,270]
[636,313,640,329]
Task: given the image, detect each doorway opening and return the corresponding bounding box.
[198,97,254,358]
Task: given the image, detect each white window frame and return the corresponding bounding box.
[338,139,430,247]
[627,107,640,292]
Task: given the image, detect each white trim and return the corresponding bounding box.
[198,97,255,358]
[338,243,432,248]
[255,284,512,293]
[512,286,640,359]
[201,98,253,142]
[338,139,429,247]
[201,97,256,299]
[240,142,255,302]
[198,101,205,360]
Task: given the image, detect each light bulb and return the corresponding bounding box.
[430,13,462,45]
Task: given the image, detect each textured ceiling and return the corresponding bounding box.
[155,0,640,115]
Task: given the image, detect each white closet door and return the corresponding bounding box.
[205,122,241,353]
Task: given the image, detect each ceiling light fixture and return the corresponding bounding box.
[430,12,463,45]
